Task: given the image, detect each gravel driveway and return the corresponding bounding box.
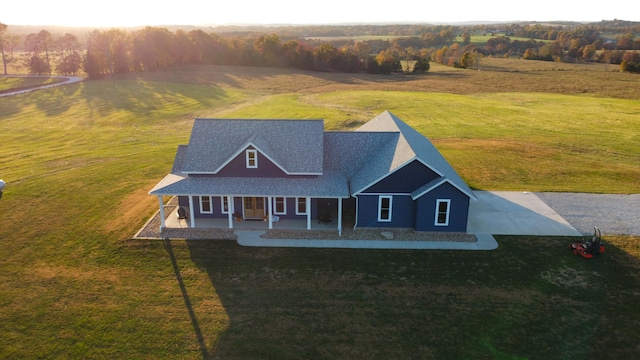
[536,192,640,236]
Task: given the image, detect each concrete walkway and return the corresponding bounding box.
[236,231,499,250]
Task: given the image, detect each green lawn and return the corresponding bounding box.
[1,65,639,359]
[0,76,62,92]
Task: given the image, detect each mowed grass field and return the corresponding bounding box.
[1,59,639,359]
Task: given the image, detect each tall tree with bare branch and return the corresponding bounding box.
[0,22,8,75]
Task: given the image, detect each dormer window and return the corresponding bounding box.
[246,149,257,168]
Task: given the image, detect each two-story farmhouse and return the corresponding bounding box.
[150,111,477,235]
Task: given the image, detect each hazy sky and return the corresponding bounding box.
[3,1,639,27]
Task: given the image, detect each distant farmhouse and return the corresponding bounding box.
[150,111,477,236]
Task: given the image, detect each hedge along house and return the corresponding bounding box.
[149,111,477,235]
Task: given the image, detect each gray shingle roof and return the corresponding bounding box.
[181,119,324,174]
[149,171,349,198]
[150,111,475,201]
[353,111,477,200]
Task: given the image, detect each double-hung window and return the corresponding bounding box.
[295,197,307,215]
[378,196,392,222]
[274,197,286,215]
[435,199,451,226]
[200,196,213,214]
[246,149,257,168]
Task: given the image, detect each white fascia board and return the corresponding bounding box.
[352,157,435,196]
[411,178,478,201]
[410,178,448,200]
[186,141,321,176]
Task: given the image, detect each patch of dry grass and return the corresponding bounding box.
[110,59,640,100]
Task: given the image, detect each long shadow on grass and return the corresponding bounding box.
[79,78,228,119]
[0,80,83,119]
[183,236,640,359]
[164,239,210,359]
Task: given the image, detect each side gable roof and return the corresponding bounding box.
[352,111,477,200]
[181,119,324,175]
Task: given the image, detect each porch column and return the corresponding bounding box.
[158,196,166,230]
[188,195,195,228]
[338,198,343,236]
[267,196,273,229]
[306,196,311,230]
[227,196,233,229]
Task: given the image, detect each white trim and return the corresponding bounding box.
[158,196,166,230]
[435,199,451,226]
[188,141,322,176]
[306,196,311,230]
[411,178,448,200]
[267,196,273,229]
[221,196,229,214]
[358,192,412,196]
[350,157,476,201]
[378,195,393,222]
[352,157,443,196]
[246,149,258,168]
[273,197,287,215]
[188,195,195,228]
[337,198,343,236]
[200,196,213,214]
[295,197,307,215]
[227,196,234,229]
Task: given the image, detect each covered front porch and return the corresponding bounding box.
[156,196,350,234]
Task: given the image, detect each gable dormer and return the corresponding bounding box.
[212,145,291,177]
[180,119,325,177]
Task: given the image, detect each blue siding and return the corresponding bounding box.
[362,160,439,194]
[414,182,469,232]
[356,194,415,228]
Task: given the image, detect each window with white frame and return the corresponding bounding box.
[274,197,286,215]
[435,199,451,226]
[378,196,392,222]
[200,196,213,214]
[296,197,307,215]
[246,149,257,168]
[221,197,229,214]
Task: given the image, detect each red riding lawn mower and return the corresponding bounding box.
[569,226,606,259]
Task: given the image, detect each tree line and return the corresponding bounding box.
[1,20,639,77]
[424,22,640,72]
[0,24,432,77]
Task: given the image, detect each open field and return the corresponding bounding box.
[455,35,554,46]
[1,59,639,358]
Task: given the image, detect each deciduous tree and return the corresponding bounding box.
[620,51,640,73]
[0,22,7,74]
[412,57,430,73]
[55,33,83,75]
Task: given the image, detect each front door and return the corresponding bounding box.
[243,197,265,219]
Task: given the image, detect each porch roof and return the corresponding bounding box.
[149,170,350,198]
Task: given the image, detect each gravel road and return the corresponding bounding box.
[536,192,640,236]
